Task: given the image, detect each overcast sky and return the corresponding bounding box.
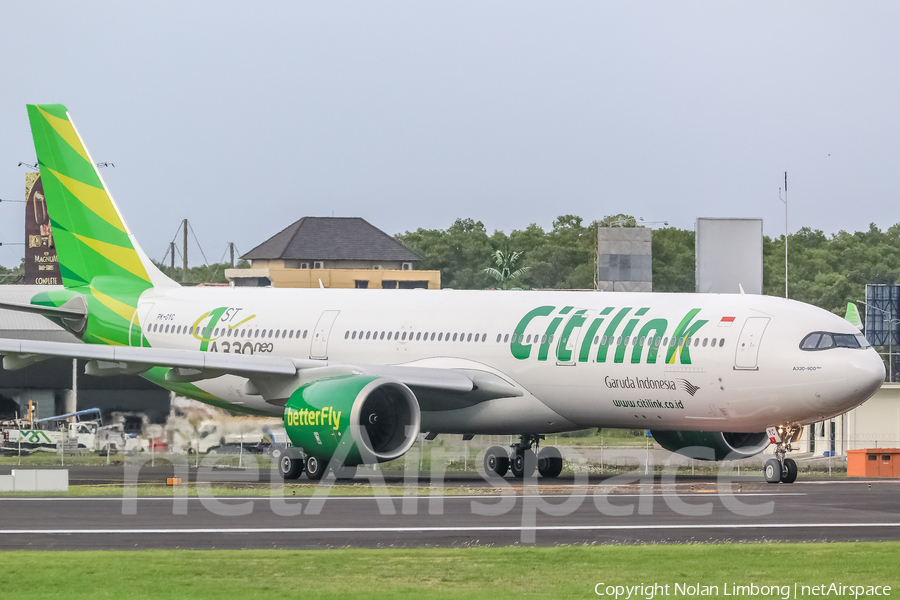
[1,2,898,268]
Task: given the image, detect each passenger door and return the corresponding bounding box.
[734,317,770,370]
[309,310,340,359]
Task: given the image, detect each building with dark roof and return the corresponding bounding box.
[226,217,440,289]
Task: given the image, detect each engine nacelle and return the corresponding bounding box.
[283,375,420,466]
[650,430,770,461]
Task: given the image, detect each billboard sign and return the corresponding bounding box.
[695,218,763,294]
[24,172,60,285]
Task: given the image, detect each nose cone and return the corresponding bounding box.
[833,349,885,411]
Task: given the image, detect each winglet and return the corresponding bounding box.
[319,279,325,289]
[845,302,863,331]
[738,284,745,296]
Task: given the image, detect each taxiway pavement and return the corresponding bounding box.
[1,470,898,550]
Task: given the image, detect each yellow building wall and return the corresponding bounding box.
[226,267,441,289]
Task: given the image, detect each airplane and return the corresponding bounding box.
[0,104,885,484]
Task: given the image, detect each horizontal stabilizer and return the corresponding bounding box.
[0,300,85,319]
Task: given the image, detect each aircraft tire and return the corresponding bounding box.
[484,446,510,477]
[782,458,798,484]
[510,448,536,479]
[305,455,326,481]
[278,450,304,480]
[537,447,563,478]
[764,459,782,484]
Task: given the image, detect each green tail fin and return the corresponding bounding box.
[26,104,172,290]
[845,302,863,331]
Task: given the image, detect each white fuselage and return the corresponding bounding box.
[135,287,885,435]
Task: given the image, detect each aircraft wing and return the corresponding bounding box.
[0,338,520,409]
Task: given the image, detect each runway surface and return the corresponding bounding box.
[2,469,899,550]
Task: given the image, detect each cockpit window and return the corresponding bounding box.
[817,334,834,349]
[800,331,864,351]
[833,334,860,348]
[800,333,821,349]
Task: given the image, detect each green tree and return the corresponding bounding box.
[153,259,249,285]
[0,258,25,284]
[483,250,529,289]
[396,218,494,289]
[652,227,695,293]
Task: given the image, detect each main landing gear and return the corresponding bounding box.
[764,425,801,484]
[278,449,357,481]
[484,434,564,479]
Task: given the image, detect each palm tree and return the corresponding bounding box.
[483,250,529,289]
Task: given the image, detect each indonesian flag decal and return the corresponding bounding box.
[719,316,735,327]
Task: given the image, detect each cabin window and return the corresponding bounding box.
[593,336,599,345]
[416,332,421,341]
[482,334,487,342]
[694,338,700,347]
[503,334,509,343]
[468,333,473,342]
[345,331,350,339]
[718,338,725,347]
[402,332,407,341]
[662,337,668,346]
[165,325,170,334]
[496,334,502,343]
[438,333,443,341]
[289,330,294,339]
[510,334,516,343]
[702,338,708,347]
[387,332,392,340]
[274,330,279,339]
[380,331,385,340]
[431,332,436,341]
[453,333,458,342]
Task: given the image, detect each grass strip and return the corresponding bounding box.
[0,543,897,599]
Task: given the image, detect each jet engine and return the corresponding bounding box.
[649,430,770,461]
[283,375,420,466]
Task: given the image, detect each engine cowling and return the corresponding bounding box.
[283,375,420,466]
[649,430,770,461]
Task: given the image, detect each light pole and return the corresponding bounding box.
[779,172,788,299]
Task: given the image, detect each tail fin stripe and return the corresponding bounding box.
[48,168,127,233]
[72,234,151,283]
[35,106,91,163]
[89,285,137,322]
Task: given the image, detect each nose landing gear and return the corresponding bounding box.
[764,425,801,484]
[483,434,563,479]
